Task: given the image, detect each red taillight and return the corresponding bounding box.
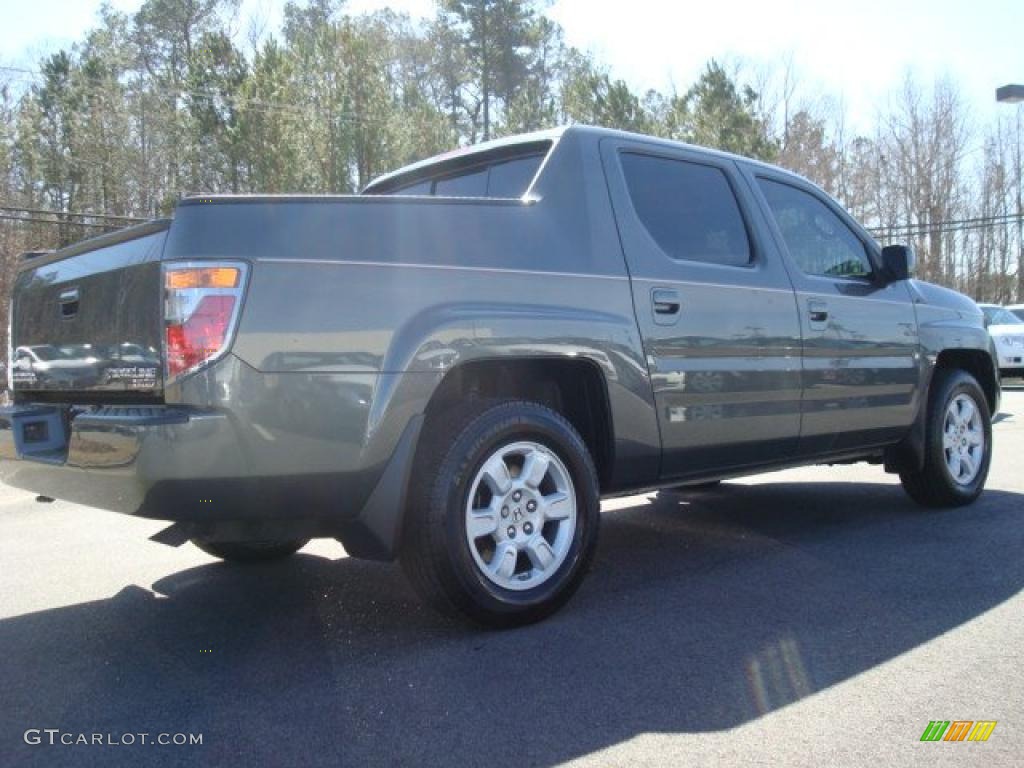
[164,262,247,382]
[166,295,236,379]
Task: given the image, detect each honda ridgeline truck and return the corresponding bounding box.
[0,126,999,626]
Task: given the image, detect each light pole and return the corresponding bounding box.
[997,85,1024,302]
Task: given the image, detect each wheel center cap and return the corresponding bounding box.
[495,485,544,545]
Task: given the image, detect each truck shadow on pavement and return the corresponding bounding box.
[3,481,1023,767]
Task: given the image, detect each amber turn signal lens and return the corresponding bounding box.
[165,267,240,290]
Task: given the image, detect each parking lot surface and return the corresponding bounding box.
[2,388,1023,767]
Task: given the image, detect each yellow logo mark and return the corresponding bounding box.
[967,721,997,742]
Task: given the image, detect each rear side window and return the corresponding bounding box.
[434,169,488,197]
[757,178,873,278]
[394,179,432,196]
[620,153,751,267]
[391,153,544,198]
[486,155,544,197]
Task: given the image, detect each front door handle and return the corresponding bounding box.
[808,299,829,329]
[652,288,681,325]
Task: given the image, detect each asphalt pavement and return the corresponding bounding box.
[2,387,1023,767]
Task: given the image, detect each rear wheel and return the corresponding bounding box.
[192,538,308,563]
[900,369,991,508]
[401,400,600,628]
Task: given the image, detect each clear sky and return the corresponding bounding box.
[2,0,1022,134]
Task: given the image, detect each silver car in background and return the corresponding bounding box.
[980,304,1024,379]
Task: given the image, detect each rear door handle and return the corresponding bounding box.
[808,300,829,328]
[652,288,681,325]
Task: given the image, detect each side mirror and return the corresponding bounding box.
[881,244,915,282]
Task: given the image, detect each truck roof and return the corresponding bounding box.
[361,124,809,195]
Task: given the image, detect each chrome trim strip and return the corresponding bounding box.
[256,258,630,282]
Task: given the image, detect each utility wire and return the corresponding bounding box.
[0,214,114,229]
[3,211,1020,241]
[0,65,417,126]
[0,205,144,222]
[0,204,1018,234]
[869,217,1024,239]
[1,193,1021,241]
[872,212,1023,233]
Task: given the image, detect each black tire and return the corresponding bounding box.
[401,400,600,628]
[900,368,992,508]
[192,538,308,563]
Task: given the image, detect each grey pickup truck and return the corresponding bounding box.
[0,126,998,626]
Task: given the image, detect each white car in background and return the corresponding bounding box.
[1007,304,1024,322]
[979,304,1024,379]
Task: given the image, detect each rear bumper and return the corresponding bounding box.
[0,404,247,517]
[0,403,423,560]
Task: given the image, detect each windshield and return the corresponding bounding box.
[982,306,1023,326]
[24,345,67,361]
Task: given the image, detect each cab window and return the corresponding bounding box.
[757,178,873,278]
[620,152,752,267]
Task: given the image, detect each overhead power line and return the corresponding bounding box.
[0,202,1019,241]
[0,213,115,229]
[0,64,415,127]
[872,212,1023,234]
[0,205,144,222]
[869,214,1024,239]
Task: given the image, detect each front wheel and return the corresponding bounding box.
[900,369,992,508]
[401,400,600,628]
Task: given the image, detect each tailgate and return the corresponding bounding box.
[10,222,167,397]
